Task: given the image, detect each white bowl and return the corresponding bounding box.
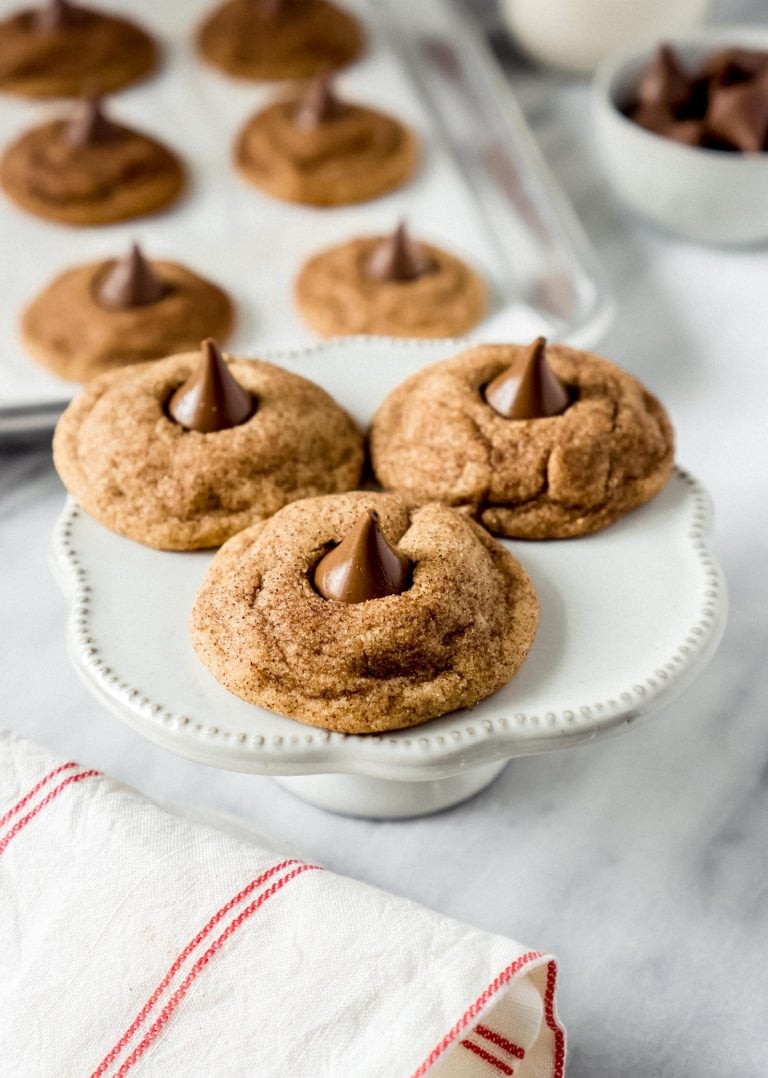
[49,338,727,818]
[593,26,768,244]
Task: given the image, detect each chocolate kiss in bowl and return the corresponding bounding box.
[168,339,254,433]
[313,509,412,603]
[96,243,166,310]
[484,337,571,420]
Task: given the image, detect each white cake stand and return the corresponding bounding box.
[50,338,727,818]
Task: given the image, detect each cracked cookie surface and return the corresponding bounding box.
[190,491,539,733]
[370,343,675,539]
[53,351,364,550]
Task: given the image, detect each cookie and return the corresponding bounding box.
[21,244,234,383]
[53,340,365,550]
[370,339,675,539]
[190,491,539,734]
[0,97,184,226]
[196,0,363,81]
[0,0,157,99]
[295,222,488,337]
[235,75,418,206]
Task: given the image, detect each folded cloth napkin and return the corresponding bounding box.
[0,731,565,1077]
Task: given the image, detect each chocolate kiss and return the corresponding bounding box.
[313,510,412,604]
[484,338,570,420]
[637,45,691,110]
[707,80,768,153]
[168,340,255,433]
[366,222,432,283]
[96,243,166,310]
[294,74,346,131]
[34,0,78,32]
[65,97,116,147]
[703,47,768,87]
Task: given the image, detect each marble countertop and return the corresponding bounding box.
[2,6,767,1076]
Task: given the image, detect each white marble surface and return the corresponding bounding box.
[2,4,768,1076]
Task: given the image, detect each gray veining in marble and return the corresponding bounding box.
[2,3,768,1076]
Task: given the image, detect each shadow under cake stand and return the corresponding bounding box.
[49,339,727,818]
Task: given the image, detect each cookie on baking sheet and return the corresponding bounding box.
[53,340,365,550]
[196,0,363,81]
[0,97,184,226]
[0,0,157,99]
[235,75,418,206]
[370,338,675,540]
[295,222,488,338]
[21,243,234,383]
[190,491,539,734]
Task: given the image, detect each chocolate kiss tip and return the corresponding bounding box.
[484,337,571,420]
[294,73,345,130]
[168,339,254,434]
[35,0,76,32]
[637,43,690,109]
[313,509,412,604]
[366,222,432,283]
[96,243,165,310]
[65,97,115,147]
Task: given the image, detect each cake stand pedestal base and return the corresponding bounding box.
[274,760,508,819]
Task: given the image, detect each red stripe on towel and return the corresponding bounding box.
[409,950,545,1078]
[0,770,99,856]
[91,859,302,1078]
[475,1024,525,1060]
[544,961,566,1078]
[111,863,323,1078]
[0,761,78,829]
[461,1039,515,1074]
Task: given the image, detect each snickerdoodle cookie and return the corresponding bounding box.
[53,340,364,550]
[370,339,675,540]
[196,0,363,81]
[22,243,234,382]
[296,222,487,337]
[190,491,539,733]
[0,97,184,226]
[0,0,156,99]
[235,76,418,206]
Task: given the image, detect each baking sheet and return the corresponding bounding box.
[0,0,612,428]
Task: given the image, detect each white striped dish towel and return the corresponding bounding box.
[0,730,565,1077]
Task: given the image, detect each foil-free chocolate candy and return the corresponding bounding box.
[313,509,412,603]
[96,243,165,309]
[366,222,433,283]
[484,337,571,420]
[168,339,254,433]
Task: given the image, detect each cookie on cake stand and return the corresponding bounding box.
[0,96,185,225]
[371,338,675,539]
[22,243,234,383]
[53,339,364,549]
[295,222,488,337]
[235,75,418,206]
[0,0,157,99]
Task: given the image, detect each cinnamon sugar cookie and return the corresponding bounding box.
[53,341,364,550]
[196,0,363,81]
[0,98,184,226]
[190,491,539,733]
[0,0,157,99]
[295,223,487,337]
[235,76,418,206]
[370,340,675,539]
[22,244,234,382]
